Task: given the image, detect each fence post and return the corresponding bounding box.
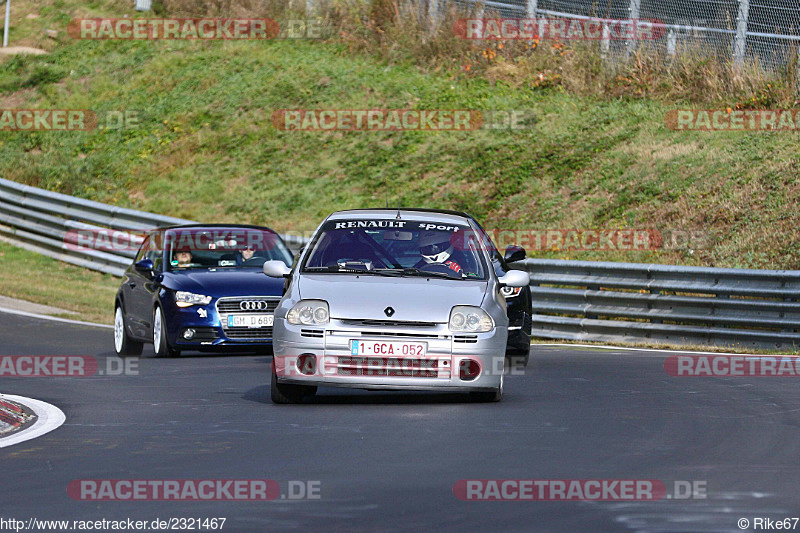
[625,0,640,58]
[666,28,676,58]
[428,0,440,31]
[601,22,610,57]
[526,0,538,19]
[733,0,750,65]
[3,0,10,48]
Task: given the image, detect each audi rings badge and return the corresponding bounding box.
[240,300,268,311]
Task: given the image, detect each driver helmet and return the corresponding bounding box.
[419,231,454,264]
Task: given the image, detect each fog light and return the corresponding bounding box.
[459,359,481,381]
[297,354,317,376]
[182,328,196,340]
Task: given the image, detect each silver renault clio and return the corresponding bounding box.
[262,209,530,403]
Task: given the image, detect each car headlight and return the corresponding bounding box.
[500,286,522,298]
[174,291,212,307]
[449,306,494,333]
[287,300,330,326]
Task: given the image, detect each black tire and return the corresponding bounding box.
[270,367,315,404]
[153,306,180,358]
[114,305,143,357]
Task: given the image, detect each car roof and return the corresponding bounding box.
[155,223,281,233]
[327,208,477,224]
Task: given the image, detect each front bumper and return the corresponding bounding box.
[161,296,278,349]
[272,318,507,391]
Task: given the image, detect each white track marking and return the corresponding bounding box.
[533,342,781,357]
[0,394,66,448]
[0,306,111,329]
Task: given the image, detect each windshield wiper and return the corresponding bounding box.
[378,268,457,279]
[304,266,402,277]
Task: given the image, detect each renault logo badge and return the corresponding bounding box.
[384,307,395,317]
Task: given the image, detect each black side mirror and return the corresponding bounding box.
[504,245,526,264]
[134,258,154,272]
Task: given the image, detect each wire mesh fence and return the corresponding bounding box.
[440,0,799,72]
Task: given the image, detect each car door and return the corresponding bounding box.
[125,235,152,338]
[139,235,165,334]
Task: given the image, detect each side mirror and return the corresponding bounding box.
[134,258,154,272]
[498,269,529,288]
[504,245,526,264]
[263,260,291,278]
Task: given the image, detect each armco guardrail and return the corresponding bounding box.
[520,258,800,350]
[0,178,308,277]
[2,177,798,350]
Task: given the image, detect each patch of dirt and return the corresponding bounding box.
[0,46,48,56]
[0,88,38,108]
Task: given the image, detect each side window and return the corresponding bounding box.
[134,236,151,263]
[145,233,163,271]
[471,224,505,277]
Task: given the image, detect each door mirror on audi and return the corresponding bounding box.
[134,259,154,273]
[263,260,291,278]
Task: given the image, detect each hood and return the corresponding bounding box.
[298,274,487,322]
[162,268,285,298]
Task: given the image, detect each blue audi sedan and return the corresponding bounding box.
[114,225,294,357]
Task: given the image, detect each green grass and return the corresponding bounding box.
[0,240,118,323]
[0,0,798,275]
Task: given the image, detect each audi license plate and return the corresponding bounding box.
[350,340,427,357]
[228,314,274,328]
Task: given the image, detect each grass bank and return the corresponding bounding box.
[0,0,797,275]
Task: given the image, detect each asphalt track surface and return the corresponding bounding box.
[1,310,799,532]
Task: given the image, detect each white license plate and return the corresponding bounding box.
[350,340,427,357]
[228,314,274,328]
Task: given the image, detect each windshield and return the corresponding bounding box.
[302,219,488,280]
[163,227,293,271]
